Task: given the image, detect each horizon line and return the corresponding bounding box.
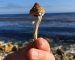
[0,12,75,15]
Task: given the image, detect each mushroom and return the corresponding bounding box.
[29,2,45,40]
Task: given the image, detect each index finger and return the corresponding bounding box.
[35,38,51,52]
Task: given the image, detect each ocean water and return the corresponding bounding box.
[0,13,75,42]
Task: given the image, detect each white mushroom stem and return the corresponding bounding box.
[34,15,42,40]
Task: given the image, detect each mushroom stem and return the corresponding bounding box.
[34,15,42,40]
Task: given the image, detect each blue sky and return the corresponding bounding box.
[0,0,75,14]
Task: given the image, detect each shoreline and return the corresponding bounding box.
[0,38,75,60]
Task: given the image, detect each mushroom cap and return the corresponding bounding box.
[29,2,45,17]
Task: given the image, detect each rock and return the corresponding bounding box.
[4,42,14,53]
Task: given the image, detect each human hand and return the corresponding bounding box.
[4,38,55,60]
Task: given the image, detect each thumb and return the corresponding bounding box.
[35,38,51,52]
[28,48,55,60]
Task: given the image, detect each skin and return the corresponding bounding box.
[4,38,55,60]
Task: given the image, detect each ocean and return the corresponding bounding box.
[0,12,75,42]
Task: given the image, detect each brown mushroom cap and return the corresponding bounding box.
[29,2,45,17]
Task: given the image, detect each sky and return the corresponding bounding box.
[0,0,75,14]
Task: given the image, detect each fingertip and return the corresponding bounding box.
[36,37,50,52]
[36,37,45,41]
